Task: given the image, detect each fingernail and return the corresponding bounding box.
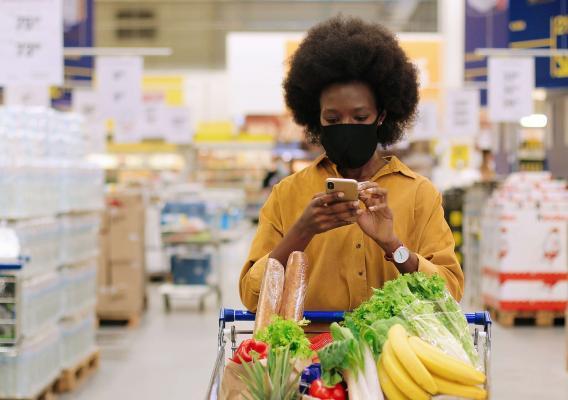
[338,192,344,198]
[352,201,359,207]
[356,209,364,215]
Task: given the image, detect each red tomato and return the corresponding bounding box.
[330,384,346,400]
[308,380,346,400]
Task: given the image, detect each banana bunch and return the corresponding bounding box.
[377,324,487,400]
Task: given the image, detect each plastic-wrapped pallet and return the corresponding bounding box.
[59,214,100,266]
[0,326,61,399]
[60,260,97,317]
[480,172,568,315]
[11,218,60,277]
[59,313,96,369]
[20,272,63,340]
[0,108,104,220]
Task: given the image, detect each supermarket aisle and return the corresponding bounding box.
[63,230,253,400]
[65,227,568,400]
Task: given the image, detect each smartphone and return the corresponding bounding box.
[326,178,358,201]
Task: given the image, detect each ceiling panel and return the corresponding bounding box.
[95,0,437,69]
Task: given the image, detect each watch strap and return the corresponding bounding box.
[384,242,403,262]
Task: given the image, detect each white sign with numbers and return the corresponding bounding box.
[445,89,480,138]
[73,89,107,153]
[96,56,143,124]
[164,107,192,144]
[411,101,439,140]
[138,103,167,140]
[0,0,63,85]
[4,85,50,107]
[488,57,534,122]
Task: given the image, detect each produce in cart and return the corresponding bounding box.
[378,326,487,399]
[231,339,268,364]
[239,346,303,400]
[317,323,382,400]
[315,272,487,399]
[344,272,479,366]
[254,316,313,359]
[220,317,314,400]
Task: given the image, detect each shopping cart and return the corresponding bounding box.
[206,308,492,400]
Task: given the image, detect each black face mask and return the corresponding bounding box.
[321,119,380,169]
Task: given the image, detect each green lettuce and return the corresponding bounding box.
[344,272,478,365]
[254,316,313,359]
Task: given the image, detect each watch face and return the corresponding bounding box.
[393,246,410,264]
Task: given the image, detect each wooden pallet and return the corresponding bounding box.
[487,305,566,327]
[98,313,141,328]
[56,350,100,393]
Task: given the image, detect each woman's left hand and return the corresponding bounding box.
[356,181,397,249]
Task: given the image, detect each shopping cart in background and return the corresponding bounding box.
[206,308,492,400]
[159,185,249,312]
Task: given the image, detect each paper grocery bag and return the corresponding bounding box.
[219,360,251,400]
[219,357,312,400]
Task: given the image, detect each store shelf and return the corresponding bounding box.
[0,258,26,271]
[193,141,274,150]
[107,142,179,154]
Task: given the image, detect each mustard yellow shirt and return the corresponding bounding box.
[239,155,464,312]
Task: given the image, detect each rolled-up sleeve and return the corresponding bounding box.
[414,181,464,301]
[239,186,284,311]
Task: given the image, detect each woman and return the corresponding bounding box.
[239,16,463,313]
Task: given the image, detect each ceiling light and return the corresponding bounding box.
[520,114,548,128]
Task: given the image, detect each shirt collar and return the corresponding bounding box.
[315,153,416,180]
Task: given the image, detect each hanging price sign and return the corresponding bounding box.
[0,0,63,86]
[445,89,480,138]
[96,56,143,122]
[488,57,535,122]
[164,107,192,144]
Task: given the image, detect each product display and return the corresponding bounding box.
[0,106,102,398]
[481,172,568,311]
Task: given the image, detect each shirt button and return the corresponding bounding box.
[356,243,362,249]
[358,271,363,276]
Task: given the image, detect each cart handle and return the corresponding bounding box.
[220,308,492,328]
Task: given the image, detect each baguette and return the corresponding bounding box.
[279,251,308,321]
[253,258,285,334]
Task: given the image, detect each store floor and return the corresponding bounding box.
[64,233,568,400]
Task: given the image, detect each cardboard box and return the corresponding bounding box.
[106,190,146,264]
[97,189,148,317]
[97,232,110,287]
[109,230,144,264]
[97,261,145,316]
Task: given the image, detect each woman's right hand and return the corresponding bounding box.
[295,191,362,236]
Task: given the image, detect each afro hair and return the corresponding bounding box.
[284,16,419,146]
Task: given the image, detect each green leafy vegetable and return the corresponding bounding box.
[239,346,301,400]
[317,323,381,399]
[317,337,351,386]
[254,316,313,359]
[344,272,478,365]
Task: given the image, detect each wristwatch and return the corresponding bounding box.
[384,243,411,264]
